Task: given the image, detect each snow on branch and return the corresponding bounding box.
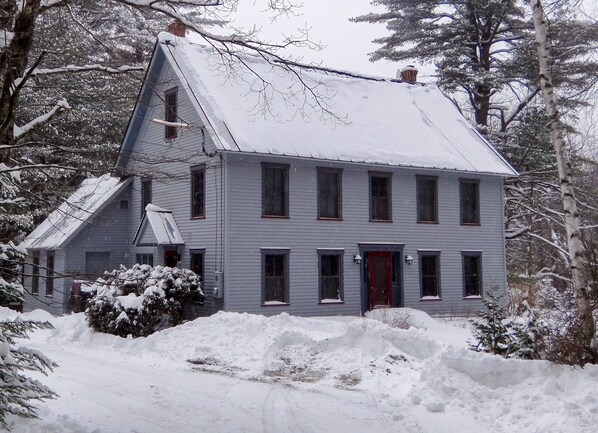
[13,99,71,139]
[27,64,145,78]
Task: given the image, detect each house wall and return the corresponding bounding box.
[125,56,224,315]
[23,249,66,315]
[224,153,507,317]
[64,186,133,284]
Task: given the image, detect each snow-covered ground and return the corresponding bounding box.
[5,307,598,433]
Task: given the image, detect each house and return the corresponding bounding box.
[21,25,517,317]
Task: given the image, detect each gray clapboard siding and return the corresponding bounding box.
[223,153,506,317]
[64,187,133,281]
[125,59,223,315]
[23,249,66,315]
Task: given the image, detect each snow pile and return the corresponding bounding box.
[8,308,598,433]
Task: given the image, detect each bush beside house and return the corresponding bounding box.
[86,264,204,338]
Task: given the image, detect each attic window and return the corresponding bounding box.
[120,199,129,210]
[165,87,178,139]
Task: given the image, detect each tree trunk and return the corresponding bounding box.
[0,0,40,162]
[531,0,595,353]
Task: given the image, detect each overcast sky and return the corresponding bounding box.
[232,0,405,79]
[231,0,598,83]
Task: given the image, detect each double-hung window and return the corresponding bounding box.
[460,179,480,225]
[262,163,289,217]
[419,252,440,298]
[191,166,205,218]
[165,87,178,139]
[317,168,342,219]
[462,252,482,297]
[319,251,343,302]
[370,172,392,221]
[417,176,438,223]
[45,251,55,297]
[262,250,289,304]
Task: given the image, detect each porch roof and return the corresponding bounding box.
[133,204,184,246]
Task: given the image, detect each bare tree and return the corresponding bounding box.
[530,0,596,362]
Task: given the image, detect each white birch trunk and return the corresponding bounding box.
[531,0,595,344]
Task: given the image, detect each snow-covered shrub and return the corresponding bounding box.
[85,264,204,338]
[0,319,57,429]
[469,291,544,360]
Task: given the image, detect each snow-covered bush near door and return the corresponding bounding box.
[85,264,204,338]
[469,291,544,359]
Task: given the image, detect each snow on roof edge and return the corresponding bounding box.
[22,175,132,251]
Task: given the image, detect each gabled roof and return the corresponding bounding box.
[22,175,131,250]
[155,32,516,176]
[133,204,184,246]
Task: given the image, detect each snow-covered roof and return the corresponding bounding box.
[133,204,184,246]
[22,175,131,250]
[158,33,516,176]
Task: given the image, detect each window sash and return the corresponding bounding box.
[136,254,154,266]
[420,254,439,297]
[191,169,205,218]
[318,170,341,219]
[370,175,390,220]
[32,254,39,295]
[460,180,479,224]
[165,88,177,139]
[45,251,55,296]
[141,180,152,216]
[263,166,288,216]
[417,177,437,222]
[190,252,204,284]
[320,254,341,300]
[463,255,482,296]
[264,254,287,302]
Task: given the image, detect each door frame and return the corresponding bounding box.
[357,243,404,315]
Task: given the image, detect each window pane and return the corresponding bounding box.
[136,254,154,266]
[165,89,177,139]
[318,171,340,218]
[263,166,287,216]
[265,254,287,303]
[464,255,481,296]
[371,176,390,220]
[46,251,55,296]
[192,170,205,217]
[320,254,341,300]
[420,255,439,297]
[190,253,204,283]
[417,178,437,222]
[460,181,479,224]
[32,254,39,295]
[141,180,152,216]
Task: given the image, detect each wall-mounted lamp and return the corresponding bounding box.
[353,254,363,265]
[404,254,414,266]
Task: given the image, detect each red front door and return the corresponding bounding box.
[369,251,392,310]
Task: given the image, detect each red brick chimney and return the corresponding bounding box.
[399,65,418,83]
[167,21,186,38]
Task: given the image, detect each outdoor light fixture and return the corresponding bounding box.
[404,254,414,266]
[353,254,363,265]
